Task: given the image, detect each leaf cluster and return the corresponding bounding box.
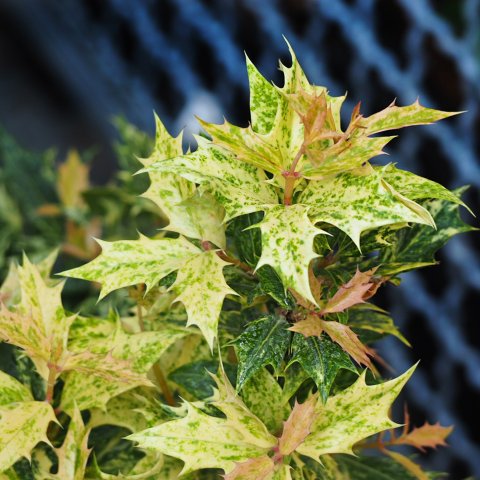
[0,43,476,479]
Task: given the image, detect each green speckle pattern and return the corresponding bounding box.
[288,334,356,403]
[359,100,460,134]
[171,251,237,349]
[296,365,416,460]
[255,204,328,305]
[0,371,32,407]
[61,234,201,299]
[234,315,291,391]
[300,167,435,249]
[0,401,56,472]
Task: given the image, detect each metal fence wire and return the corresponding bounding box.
[0,0,479,477]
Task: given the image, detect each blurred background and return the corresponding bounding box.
[0,0,479,477]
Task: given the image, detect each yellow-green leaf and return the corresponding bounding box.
[0,371,33,406]
[359,100,460,134]
[0,401,57,472]
[171,250,236,348]
[295,365,416,461]
[299,166,434,249]
[254,204,328,305]
[60,234,201,299]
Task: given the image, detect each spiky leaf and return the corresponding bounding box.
[300,167,434,249]
[127,374,276,475]
[0,371,32,406]
[288,333,356,403]
[359,100,460,134]
[234,315,291,391]
[0,401,56,472]
[254,204,328,304]
[171,250,236,348]
[295,365,416,460]
[60,235,201,299]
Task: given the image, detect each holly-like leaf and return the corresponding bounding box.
[140,116,227,248]
[395,421,453,451]
[322,268,378,314]
[224,455,275,480]
[0,401,57,472]
[233,315,291,391]
[127,373,276,476]
[0,371,32,406]
[381,164,469,210]
[60,234,201,299]
[54,405,91,480]
[246,56,280,135]
[0,256,75,379]
[61,322,189,411]
[380,188,476,267]
[241,368,290,434]
[302,136,394,180]
[359,99,460,134]
[300,166,434,249]
[254,204,328,305]
[288,333,356,402]
[144,138,278,220]
[170,250,237,348]
[290,317,373,369]
[295,365,416,460]
[278,394,317,455]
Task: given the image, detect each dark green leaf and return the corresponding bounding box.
[169,360,237,400]
[256,265,296,309]
[228,212,263,267]
[233,315,291,391]
[288,333,356,403]
[379,189,476,273]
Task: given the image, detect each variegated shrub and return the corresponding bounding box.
[0,44,474,479]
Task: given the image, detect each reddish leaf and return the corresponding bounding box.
[322,268,378,314]
[223,455,274,480]
[396,422,453,452]
[290,316,374,369]
[278,394,317,455]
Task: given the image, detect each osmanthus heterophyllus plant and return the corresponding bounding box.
[0,43,474,479]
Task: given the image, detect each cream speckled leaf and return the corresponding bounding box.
[299,167,434,249]
[359,100,460,134]
[60,234,201,299]
[380,164,470,211]
[140,116,227,247]
[127,401,275,476]
[296,365,417,461]
[0,401,57,472]
[246,56,280,135]
[0,256,74,379]
[145,139,278,220]
[61,324,189,412]
[54,405,90,480]
[302,136,394,180]
[171,251,237,348]
[255,204,328,305]
[0,371,32,406]
[241,368,291,434]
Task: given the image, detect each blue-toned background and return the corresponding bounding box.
[0,0,479,477]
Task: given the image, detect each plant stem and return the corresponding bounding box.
[136,285,175,407]
[202,240,254,275]
[283,146,304,206]
[45,364,57,404]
